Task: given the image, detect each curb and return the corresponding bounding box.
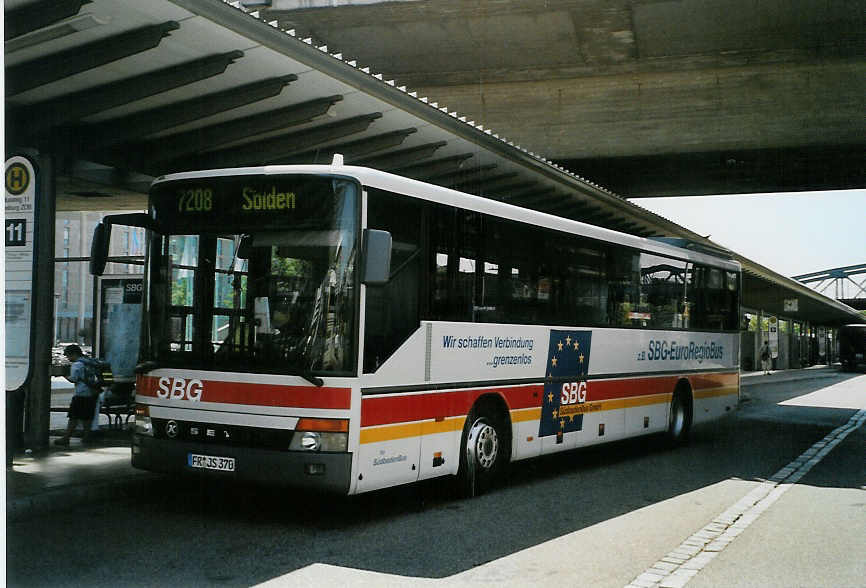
[740,369,842,387]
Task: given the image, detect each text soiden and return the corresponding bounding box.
[242,187,296,211]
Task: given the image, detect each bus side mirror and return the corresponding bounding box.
[362,229,392,285]
[89,213,161,276]
[90,222,109,276]
[237,234,253,260]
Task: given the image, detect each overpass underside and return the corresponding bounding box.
[266,0,866,197]
[4,0,863,327]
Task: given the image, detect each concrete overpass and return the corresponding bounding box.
[4,0,862,327]
[263,0,866,197]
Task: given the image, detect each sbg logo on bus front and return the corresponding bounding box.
[156,377,204,401]
[560,381,587,406]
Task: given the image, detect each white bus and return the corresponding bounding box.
[92,161,740,496]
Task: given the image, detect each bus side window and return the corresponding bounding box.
[688,264,732,331]
[456,209,480,321]
[489,218,543,325]
[640,254,688,329]
[168,235,199,352]
[364,189,422,373]
[427,204,479,323]
[607,247,640,327]
[687,265,705,329]
[724,271,739,331]
[428,205,455,321]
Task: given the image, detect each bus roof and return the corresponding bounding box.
[153,163,741,272]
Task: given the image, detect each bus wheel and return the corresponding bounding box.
[667,385,691,444]
[458,413,504,497]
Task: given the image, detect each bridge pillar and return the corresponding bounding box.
[27,153,56,452]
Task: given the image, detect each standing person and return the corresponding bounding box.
[54,344,99,447]
[760,340,772,375]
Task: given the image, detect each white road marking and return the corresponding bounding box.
[779,383,866,410]
[625,408,866,588]
[258,376,866,587]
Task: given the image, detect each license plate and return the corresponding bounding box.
[188,453,235,472]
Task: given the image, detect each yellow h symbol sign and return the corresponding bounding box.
[6,162,30,195]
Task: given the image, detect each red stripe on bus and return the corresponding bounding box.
[361,385,541,427]
[136,375,351,409]
[586,376,680,400]
[361,372,738,427]
[587,372,737,401]
[689,372,739,391]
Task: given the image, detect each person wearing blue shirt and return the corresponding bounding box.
[54,344,99,447]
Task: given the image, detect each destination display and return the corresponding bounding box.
[150,174,358,231]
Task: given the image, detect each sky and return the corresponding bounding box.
[630,189,866,281]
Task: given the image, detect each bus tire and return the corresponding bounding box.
[666,383,692,445]
[458,406,507,497]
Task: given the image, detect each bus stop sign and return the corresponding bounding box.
[5,156,37,391]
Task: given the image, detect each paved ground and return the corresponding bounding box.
[261,370,866,588]
[5,366,864,587]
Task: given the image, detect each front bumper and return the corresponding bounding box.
[132,435,352,494]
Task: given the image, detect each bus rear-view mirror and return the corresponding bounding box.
[237,234,253,260]
[89,213,162,276]
[362,229,392,285]
[89,222,109,276]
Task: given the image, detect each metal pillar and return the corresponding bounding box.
[78,211,88,341]
[24,153,56,451]
[756,310,764,371]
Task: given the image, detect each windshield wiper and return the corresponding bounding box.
[283,338,324,387]
[296,369,323,387]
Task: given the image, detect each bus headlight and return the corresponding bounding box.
[289,418,348,452]
[300,431,321,451]
[134,405,153,437]
[289,431,348,452]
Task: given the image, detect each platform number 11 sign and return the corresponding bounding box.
[5,156,37,391]
[6,218,26,246]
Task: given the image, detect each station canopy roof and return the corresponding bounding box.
[5,0,862,326]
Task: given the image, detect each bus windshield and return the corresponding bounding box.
[145,174,359,376]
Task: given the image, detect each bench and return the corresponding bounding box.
[51,387,135,431]
[50,402,134,430]
[101,383,135,429]
[100,400,135,429]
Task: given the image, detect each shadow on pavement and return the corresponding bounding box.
[7,373,864,585]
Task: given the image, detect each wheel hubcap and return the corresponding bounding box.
[472,422,499,470]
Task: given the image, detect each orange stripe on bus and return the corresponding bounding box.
[570,392,672,414]
[360,416,465,444]
[693,386,739,399]
[511,407,542,422]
